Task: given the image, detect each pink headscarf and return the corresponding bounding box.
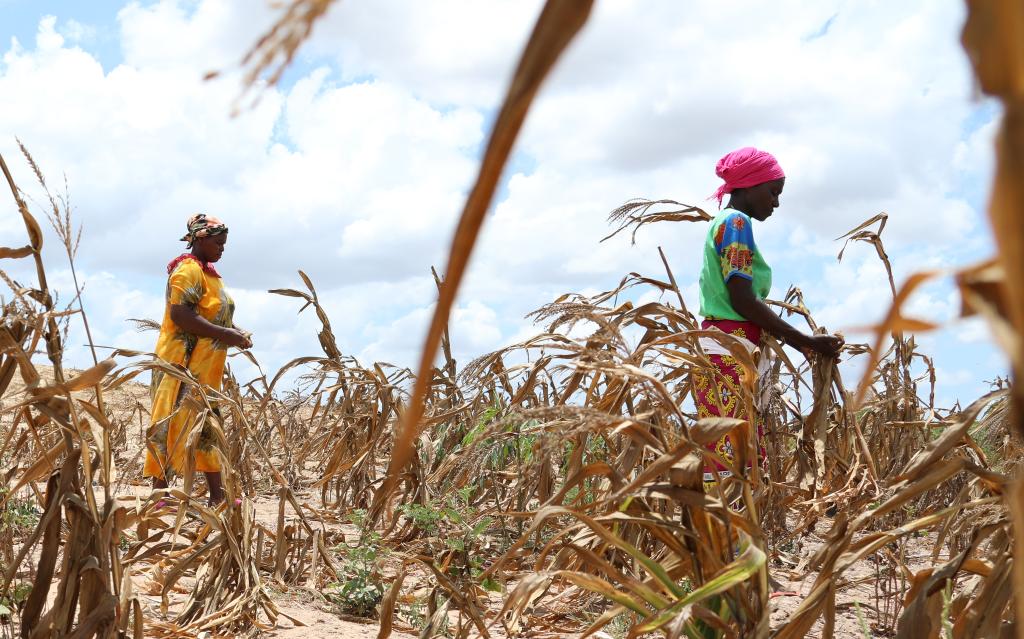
[711,147,785,207]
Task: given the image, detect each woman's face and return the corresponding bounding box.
[742,178,785,221]
[192,232,228,263]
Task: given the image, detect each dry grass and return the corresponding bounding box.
[0,1,1020,637]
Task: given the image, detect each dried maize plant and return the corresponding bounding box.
[768,4,1024,635]
[429,187,1008,639]
[763,216,947,537]
[744,215,1012,637]
[958,1,1024,637]
[265,274,420,512]
[100,352,332,636]
[0,152,141,637]
[395,258,772,637]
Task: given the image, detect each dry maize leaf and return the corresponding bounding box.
[546,461,617,506]
[568,543,671,610]
[376,566,407,639]
[65,593,118,637]
[551,507,691,599]
[854,458,966,532]
[0,155,45,250]
[298,269,316,295]
[376,0,595,520]
[958,259,1010,318]
[959,260,1021,373]
[18,452,78,632]
[951,552,1013,639]
[690,417,745,447]
[76,398,113,429]
[853,269,942,407]
[637,484,721,512]
[961,0,1024,96]
[609,419,664,449]
[603,200,711,244]
[28,358,116,399]
[558,571,649,617]
[835,212,888,261]
[416,559,491,638]
[237,0,337,93]
[843,500,998,576]
[7,439,65,498]
[888,317,941,332]
[104,366,151,392]
[108,348,152,358]
[0,325,39,386]
[775,580,836,639]
[0,245,33,259]
[267,287,309,300]
[668,453,703,488]
[607,445,696,503]
[897,391,1001,482]
[581,605,628,638]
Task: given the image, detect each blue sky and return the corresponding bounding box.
[1,0,123,68]
[0,1,1008,405]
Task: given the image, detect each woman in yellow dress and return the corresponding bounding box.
[143,214,252,506]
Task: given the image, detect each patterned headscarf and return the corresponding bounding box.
[180,213,228,247]
[711,147,785,207]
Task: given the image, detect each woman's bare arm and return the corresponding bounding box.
[726,278,842,356]
[169,304,251,349]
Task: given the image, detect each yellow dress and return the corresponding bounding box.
[143,257,235,479]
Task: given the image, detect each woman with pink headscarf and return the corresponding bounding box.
[696,147,843,489]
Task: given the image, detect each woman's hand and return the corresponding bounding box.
[232,326,254,349]
[800,333,844,358]
[170,304,253,349]
[219,328,252,349]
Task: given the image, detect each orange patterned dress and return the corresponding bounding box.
[143,256,235,479]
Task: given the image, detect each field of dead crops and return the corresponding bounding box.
[0,1,1022,638]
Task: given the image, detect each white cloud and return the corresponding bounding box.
[305,0,542,108]
[59,18,97,44]
[0,0,1008,405]
[957,316,994,344]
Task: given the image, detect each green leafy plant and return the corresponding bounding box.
[0,491,39,535]
[325,515,388,618]
[0,581,33,635]
[400,491,498,591]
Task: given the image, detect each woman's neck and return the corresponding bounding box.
[725,198,751,216]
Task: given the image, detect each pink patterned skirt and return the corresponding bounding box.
[693,319,765,485]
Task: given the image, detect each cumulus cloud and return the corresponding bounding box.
[0,0,1007,404]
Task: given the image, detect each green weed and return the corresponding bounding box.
[325,514,388,618]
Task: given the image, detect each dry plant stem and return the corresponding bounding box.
[0,150,128,637]
[17,143,112,503]
[372,0,595,521]
[657,246,686,314]
[431,266,458,406]
[0,154,64,386]
[960,1,1024,636]
[18,140,98,366]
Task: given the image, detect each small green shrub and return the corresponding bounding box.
[325,515,388,618]
[0,491,38,535]
[399,490,499,592]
